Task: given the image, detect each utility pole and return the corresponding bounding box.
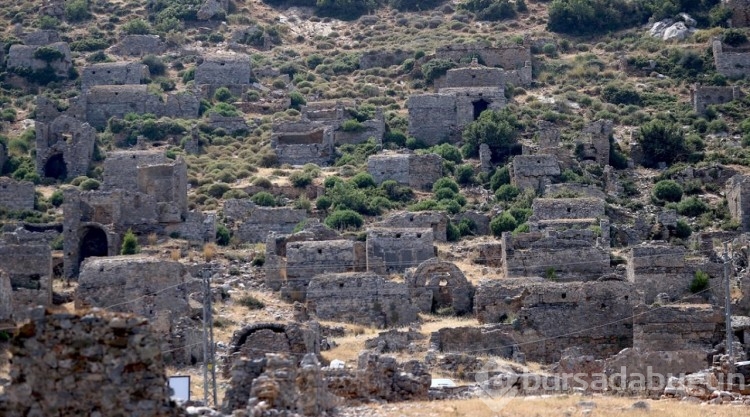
[201,270,209,405]
[723,242,734,371]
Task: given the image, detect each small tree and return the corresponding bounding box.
[653,180,683,202]
[462,108,520,160]
[120,229,140,255]
[637,120,686,168]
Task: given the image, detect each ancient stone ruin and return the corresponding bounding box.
[0,309,181,417]
[302,100,386,145]
[80,61,150,91]
[223,198,308,244]
[510,154,561,193]
[109,34,167,57]
[727,174,750,231]
[0,238,52,321]
[373,211,449,242]
[367,151,443,191]
[713,38,750,78]
[434,41,532,85]
[270,121,335,166]
[724,0,750,27]
[35,97,97,180]
[194,53,253,98]
[366,227,436,274]
[577,119,612,166]
[0,178,35,212]
[406,258,474,315]
[6,41,72,78]
[407,64,507,145]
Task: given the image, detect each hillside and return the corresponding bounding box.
[2,0,750,415]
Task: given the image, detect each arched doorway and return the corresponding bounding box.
[472,99,490,120]
[78,226,108,268]
[44,154,68,180]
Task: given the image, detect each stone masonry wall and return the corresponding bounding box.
[307,272,420,327]
[691,85,742,114]
[271,122,335,166]
[80,62,149,91]
[6,42,72,76]
[102,150,170,191]
[713,40,750,78]
[367,152,444,191]
[511,155,560,192]
[0,309,181,417]
[406,94,458,145]
[0,270,11,323]
[626,244,692,304]
[373,211,448,242]
[529,197,606,222]
[35,113,97,180]
[223,199,307,243]
[727,174,750,231]
[0,177,35,211]
[0,243,52,321]
[366,227,436,274]
[633,304,724,352]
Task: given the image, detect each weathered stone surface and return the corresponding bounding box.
[367,152,443,191]
[713,40,750,78]
[194,53,252,98]
[35,108,97,180]
[407,65,507,145]
[0,270,12,323]
[435,41,531,74]
[544,183,607,199]
[0,309,181,417]
[365,328,426,353]
[223,199,308,243]
[307,272,419,327]
[501,229,610,281]
[359,49,413,69]
[430,326,516,357]
[76,256,191,334]
[634,304,724,352]
[281,239,366,301]
[0,243,52,321]
[366,227,436,274]
[727,174,750,232]
[692,84,743,114]
[0,177,35,211]
[271,121,335,166]
[6,42,72,77]
[83,85,162,128]
[197,0,227,20]
[577,119,612,166]
[23,30,61,46]
[603,348,711,395]
[80,62,149,91]
[109,35,166,57]
[725,0,750,27]
[511,155,560,193]
[529,197,606,223]
[474,280,634,363]
[373,210,448,242]
[405,258,473,315]
[626,244,695,304]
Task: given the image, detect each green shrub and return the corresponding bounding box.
[422,59,455,84]
[677,197,709,217]
[215,224,231,246]
[251,191,277,207]
[289,171,313,188]
[431,143,463,164]
[446,221,461,242]
[209,103,240,117]
[39,16,60,30]
[122,18,152,35]
[602,83,641,105]
[380,180,414,203]
[462,109,519,160]
[690,270,709,293]
[65,0,90,22]
[238,295,265,310]
[206,183,231,198]
[490,212,517,236]
[455,164,475,185]
[289,91,306,110]
[653,180,683,202]
[495,184,520,202]
[547,0,647,35]
[49,190,64,207]
[79,178,101,191]
[637,120,686,168]
[142,55,166,76]
[325,209,364,230]
[722,29,748,47]
[316,196,333,211]
[120,229,140,255]
[490,166,510,191]
[33,46,64,62]
[350,172,376,188]
[675,219,692,239]
[341,119,366,132]
[432,177,459,194]
[459,0,518,20]
[214,87,234,103]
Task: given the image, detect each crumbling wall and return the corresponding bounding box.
[109,34,166,57]
[691,84,743,114]
[0,243,52,321]
[429,325,516,357]
[6,42,72,77]
[633,304,724,352]
[102,150,170,191]
[271,122,335,166]
[405,258,474,315]
[724,0,750,27]
[434,66,505,89]
[359,49,413,69]
[0,177,35,211]
[435,42,531,71]
[727,174,750,231]
[712,39,750,78]
[0,309,181,417]
[577,119,612,166]
[80,62,149,91]
[501,229,610,281]
[35,113,97,180]
[626,244,693,304]
[281,239,366,301]
[511,155,560,192]
[194,54,252,97]
[474,280,634,363]
[224,322,320,375]
[373,211,448,242]
[76,256,191,335]
[367,152,443,191]
[83,85,164,128]
[307,272,420,327]
[223,199,308,243]
[366,227,436,274]
[529,197,606,223]
[406,94,458,145]
[0,270,11,323]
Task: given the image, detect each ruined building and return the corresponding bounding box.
[194,53,253,98]
[367,152,444,191]
[6,41,72,79]
[34,97,97,180]
[727,174,750,231]
[80,61,150,91]
[224,198,308,244]
[0,177,35,211]
[302,100,386,145]
[434,41,532,86]
[270,121,335,166]
[109,34,167,57]
[366,227,436,274]
[510,154,561,193]
[577,119,612,166]
[723,0,750,27]
[712,39,750,78]
[62,151,212,278]
[407,65,507,145]
[691,84,743,114]
[0,238,52,321]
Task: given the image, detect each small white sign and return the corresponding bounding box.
[169,375,191,402]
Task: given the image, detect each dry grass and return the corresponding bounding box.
[364,395,747,417]
[203,243,218,262]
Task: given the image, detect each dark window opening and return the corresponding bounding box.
[78,226,108,272]
[44,154,68,180]
[472,99,490,120]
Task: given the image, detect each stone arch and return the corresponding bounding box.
[43,153,68,180]
[78,225,109,270]
[472,99,490,120]
[407,258,474,315]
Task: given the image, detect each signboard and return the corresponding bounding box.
[168,375,191,402]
